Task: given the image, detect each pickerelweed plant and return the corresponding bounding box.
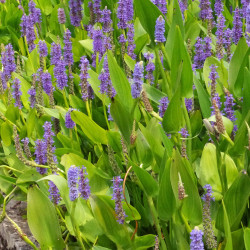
[0,0,250,249]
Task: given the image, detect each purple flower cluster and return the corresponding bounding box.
[54,58,68,90]
[51,43,62,65]
[38,40,48,58]
[144,53,155,85]
[34,139,47,174]
[158,96,169,117]
[199,0,212,20]
[41,71,53,95]
[155,16,166,43]
[101,7,113,33]
[126,0,134,21]
[69,0,83,27]
[185,98,193,112]
[58,8,66,24]
[127,23,136,60]
[63,29,74,66]
[117,0,128,29]
[216,14,225,60]
[214,0,223,16]
[193,37,212,70]
[131,61,144,99]
[67,165,91,201]
[179,127,189,138]
[112,176,126,224]
[92,29,104,67]
[28,86,36,108]
[190,227,204,250]
[1,44,16,89]
[48,178,61,205]
[99,56,116,98]
[65,108,76,129]
[12,78,22,109]
[224,93,237,133]
[28,1,41,24]
[246,4,250,33]
[152,0,167,15]
[93,0,102,23]
[232,7,242,44]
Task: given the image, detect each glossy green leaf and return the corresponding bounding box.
[71,110,108,144]
[79,39,93,53]
[132,235,156,250]
[222,201,233,250]
[143,83,167,104]
[27,185,64,248]
[244,228,250,250]
[242,68,250,119]
[1,122,12,146]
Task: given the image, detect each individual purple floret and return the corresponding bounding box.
[12,78,22,109]
[232,7,242,44]
[38,40,48,58]
[127,23,136,60]
[63,29,74,66]
[199,0,212,20]
[158,96,169,117]
[28,87,36,108]
[79,56,91,101]
[112,176,126,224]
[131,61,144,99]
[155,16,166,43]
[101,7,113,33]
[41,71,53,95]
[48,177,61,205]
[117,0,128,29]
[185,98,193,112]
[50,43,62,65]
[214,0,223,16]
[68,165,79,201]
[65,108,76,129]
[190,227,204,250]
[69,0,83,27]
[99,56,116,98]
[93,0,102,22]
[215,14,225,60]
[54,58,68,89]
[144,53,155,85]
[58,8,66,24]
[126,0,134,21]
[34,139,47,174]
[28,1,41,24]
[78,166,91,200]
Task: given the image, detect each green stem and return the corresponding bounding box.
[63,88,69,108]
[85,100,92,118]
[150,111,163,122]
[182,98,192,160]
[148,197,167,250]
[0,165,23,173]
[159,43,171,69]
[102,101,110,130]
[6,214,38,250]
[154,47,171,98]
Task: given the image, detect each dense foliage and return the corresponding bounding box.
[0,0,250,249]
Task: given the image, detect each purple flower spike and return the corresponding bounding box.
[193,37,204,70]
[48,176,61,205]
[54,58,68,90]
[152,0,167,15]
[117,0,128,29]
[28,87,36,108]
[41,72,53,95]
[158,96,169,117]
[131,61,144,99]
[203,36,212,58]
[179,127,189,138]
[126,0,134,21]
[28,1,41,24]
[155,16,166,43]
[214,0,223,16]
[51,43,62,65]
[65,108,76,129]
[93,0,102,22]
[92,28,104,67]
[127,23,136,60]
[112,176,127,224]
[38,40,48,58]
[12,78,22,109]
[144,53,155,85]
[63,29,74,65]
[232,7,242,44]
[224,93,236,123]
[102,7,113,33]
[69,0,83,27]
[78,166,91,200]
[215,14,225,60]
[190,227,204,250]
[68,165,79,201]
[185,98,193,112]
[58,8,66,24]
[34,139,47,174]
[79,56,91,101]
[199,0,212,20]
[246,4,250,33]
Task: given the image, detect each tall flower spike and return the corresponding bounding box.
[155,16,166,43]
[185,98,193,112]
[58,8,66,24]
[202,184,217,249]
[54,57,68,90]
[203,36,212,59]
[48,180,61,205]
[158,96,169,118]
[159,0,167,15]
[208,64,218,101]
[101,7,113,33]
[178,173,188,200]
[21,137,32,159]
[68,165,79,201]
[117,0,128,29]
[78,166,91,200]
[190,227,204,250]
[69,0,83,27]
[50,43,62,66]
[34,139,47,175]
[193,37,205,70]
[199,0,212,20]
[65,108,76,129]
[223,29,232,62]
[179,127,189,158]
[41,71,53,96]
[63,29,74,66]
[38,40,48,58]
[93,0,102,22]
[13,126,25,162]
[224,92,237,134]
[214,0,223,16]
[79,56,90,101]
[12,78,22,109]
[141,90,153,112]
[215,14,225,60]
[131,61,144,99]
[127,23,136,60]
[92,28,104,67]
[112,176,126,224]
[28,1,41,24]
[28,74,36,108]
[232,7,242,45]
[246,5,250,33]
[144,53,155,85]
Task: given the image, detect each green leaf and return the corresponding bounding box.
[242,68,250,119]
[171,26,193,97]
[134,0,167,45]
[27,185,64,248]
[25,48,40,76]
[1,122,12,146]
[90,195,131,248]
[37,0,53,15]
[16,169,42,184]
[71,110,108,144]
[216,174,250,231]
[79,39,93,53]
[132,235,156,250]
[143,83,167,104]
[134,33,149,55]
[107,51,133,111]
[228,38,250,96]
[222,200,233,250]
[244,228,250,250]
[157,159,176,221]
